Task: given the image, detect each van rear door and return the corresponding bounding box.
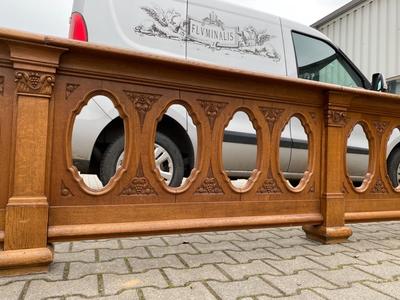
[186,0,286,75]
[89,0,188,58]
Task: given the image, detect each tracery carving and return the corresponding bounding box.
[373,121,388,135]
[124,90,161,128]
[259,107,284,132]
[371,178,388,194]
[195,167,223,194]
[120,159,157,195]
[257,168,282,194]
[65,83,80,100]
[198,100,227,130]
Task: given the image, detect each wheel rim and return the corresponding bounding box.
[154,143,174,185]
[115,152,124,172]
[397,164,400,186]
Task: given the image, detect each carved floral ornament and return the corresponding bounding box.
[15,71,55,96]
[259,107,284,132]
[124,90,161,128]
[373,121,388,135]
[195,167,223,194]
[120,159,157,196]
[371,178,388,194]
[65,83,80,100]
[257,168,282,194]
[326,108,348,127]
[198,100,227,130]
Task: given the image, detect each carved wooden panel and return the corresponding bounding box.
[124,90,161,129]
[198,100,227,130]
[120,159,157,196]
[15,71,55,96]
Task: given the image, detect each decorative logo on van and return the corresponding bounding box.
[134,6,281,62]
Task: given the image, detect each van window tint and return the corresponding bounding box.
[292,32,364,88]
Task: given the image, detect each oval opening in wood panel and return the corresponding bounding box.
[346,123,371,190]
[222,110,260,191]
[153,103,199,190]
[71,94,126,191]
[279,115,310,190]
[386,127,400,189]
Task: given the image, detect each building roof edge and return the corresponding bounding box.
[311,0,367,28]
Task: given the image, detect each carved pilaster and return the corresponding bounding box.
[198,100,227,130]
[124,90,161,129]
[15,71,55,96]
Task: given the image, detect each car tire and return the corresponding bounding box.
[99,132,184,187]
[99,135,124,186]
[387,148,400,187]
[154,132,184,187]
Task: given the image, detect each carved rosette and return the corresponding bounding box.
[259,107,284,132]
[15,71,55,96]
[326,108,347,127]
[65,83,80,100]
[371,178,388,194]
[61,181,73,197]
[257,169,282,194]
[124,90,161,129]
[373,121,388,135]
[195,167,223,194]
[0,76,4,96]
[198,100,227,130]
[120,160,157,196]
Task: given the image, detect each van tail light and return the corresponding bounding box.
[69,12,88,41]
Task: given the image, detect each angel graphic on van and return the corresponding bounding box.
[134,6,186,40]
[134,5,280,61]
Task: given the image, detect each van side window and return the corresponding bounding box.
[292,32,364,88]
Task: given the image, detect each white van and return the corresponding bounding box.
[69,0,393,188]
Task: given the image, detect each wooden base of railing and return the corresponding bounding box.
[0,245,54,276]
[302,225,352,244]
[48,213,323,242]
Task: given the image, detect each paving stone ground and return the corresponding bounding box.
[2,222,400,299]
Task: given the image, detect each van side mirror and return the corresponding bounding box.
[372,73,388,92]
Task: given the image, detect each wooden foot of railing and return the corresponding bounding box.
[302,225,352,244]
[0,245,54,276]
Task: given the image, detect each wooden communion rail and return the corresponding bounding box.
[1,28,400,275]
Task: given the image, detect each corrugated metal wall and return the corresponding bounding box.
[316,0,400,80]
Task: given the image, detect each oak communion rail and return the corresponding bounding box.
[1,28,400,275]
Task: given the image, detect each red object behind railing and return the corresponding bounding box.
[69,12,88,41]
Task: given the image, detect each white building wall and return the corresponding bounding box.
[316,0,400,80]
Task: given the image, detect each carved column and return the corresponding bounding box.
[0,41,66,275]
[303,92,352,244]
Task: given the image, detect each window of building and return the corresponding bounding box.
[292,32,364,88]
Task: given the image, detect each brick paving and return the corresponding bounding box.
[2,222,400,299]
